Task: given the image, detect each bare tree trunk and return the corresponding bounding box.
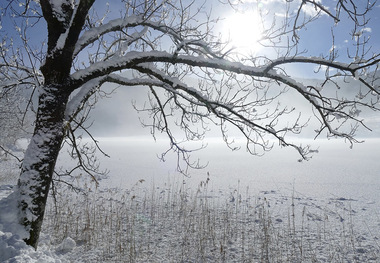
[17,85,70,249]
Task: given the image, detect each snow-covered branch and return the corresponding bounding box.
[65,76,106,122]
[73,15,145,57]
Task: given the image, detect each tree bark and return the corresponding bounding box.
[15,1,94,249]
[17,85,70,249]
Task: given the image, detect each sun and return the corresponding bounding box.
[222,10,264,54]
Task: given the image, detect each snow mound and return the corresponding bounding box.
[0,190,28,240]
[0,188,61,262]
[56,237,76,254]
[0,231,59,263]
[0,231,29,261]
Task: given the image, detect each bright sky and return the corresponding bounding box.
[221,8,264,53]
[1,1,378,68]
[215,0,380,77]
[225,1,379,49]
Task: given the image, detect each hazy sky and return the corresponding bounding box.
[1,0,379,138]
[81,1,380,138]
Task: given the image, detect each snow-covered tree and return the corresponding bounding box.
[0,0,379,249]
[0,72,35,158]
[0,90,23,156]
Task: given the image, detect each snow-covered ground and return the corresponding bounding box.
[1,138,379,262]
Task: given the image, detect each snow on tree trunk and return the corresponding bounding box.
[17,85,70,249]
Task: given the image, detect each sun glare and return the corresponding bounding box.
[223,11,264,54]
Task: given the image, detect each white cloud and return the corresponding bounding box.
[274,12,287,18]
[329,45,337,52]
[353,27,372,39]
[363,27,372,33]
[302,0,326,17]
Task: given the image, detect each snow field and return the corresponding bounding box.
[39,177,379,262]
[1,139,379,262]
